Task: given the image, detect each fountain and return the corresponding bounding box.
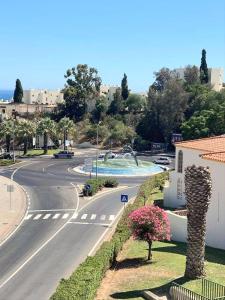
[74,147,164,177]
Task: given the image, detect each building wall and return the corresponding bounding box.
[23,89,64,105]
[174,67,224,91]
[164,147,225,250]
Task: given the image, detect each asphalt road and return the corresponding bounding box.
[0,156,144,300]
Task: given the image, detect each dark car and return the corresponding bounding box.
[53,151,74,159]
[0,152,13,159]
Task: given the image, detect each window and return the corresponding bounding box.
[177,150,183,173]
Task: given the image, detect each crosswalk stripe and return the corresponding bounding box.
[71,212,78,219]
[25,214,33,220]
[53,213,60,219]
[90,214,96,220]
[62,213,69,219]
[100,215,106,221]
[109,215,115,221]
[81,214,87,220]
[43,214,51,219]
[33,214,42,220]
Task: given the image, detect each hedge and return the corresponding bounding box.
[51,171,168,300]
[83,177,119,196]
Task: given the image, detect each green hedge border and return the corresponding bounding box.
[50,172,168,300]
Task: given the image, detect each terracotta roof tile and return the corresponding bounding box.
[201,151,225,163]
[175,135,225,152]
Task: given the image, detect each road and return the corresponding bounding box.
[0,156,144,300]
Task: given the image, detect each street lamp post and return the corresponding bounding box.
[95,121,101,179]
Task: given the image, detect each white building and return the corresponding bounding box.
[23,89,64,105]
[100,85,118,103]
[174,67,224,91]
[164,135,225,250]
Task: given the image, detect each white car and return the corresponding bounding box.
[154,157,171,165]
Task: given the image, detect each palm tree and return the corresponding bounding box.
[37,117,55,154]
[58,117,75,150]
[16,120,36,155]
[184,165,212,279]
[0,119,14,152]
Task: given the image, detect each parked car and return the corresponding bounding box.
[0,152,13,159]
[153,157,171,165]
[53,151,74,159]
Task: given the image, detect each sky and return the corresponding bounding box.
[0,0,225,92]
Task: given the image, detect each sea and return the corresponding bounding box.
[0,90,13,101]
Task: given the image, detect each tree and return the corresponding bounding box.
[37,117,55,154]
[151,68,175,92]
[185,165,212,279]
[0,119,14,152]
[126,93,146,113]
[129,205,170,261]
[108,88,124,115]
[58,117,75,150]
[200,49,209,84]
[92,96,108,122]
[16,120,36,154]
[13,79,23,103]
[184,65,200,85]
[121,73,129,100]
[58,64,102,121]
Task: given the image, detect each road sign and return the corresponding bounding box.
[86,184,91,190]
[121,194,128,203]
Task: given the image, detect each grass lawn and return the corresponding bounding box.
[96,240,225,300]
[24,149,60,157]
[96,188,224,299]
[0,159,20,166]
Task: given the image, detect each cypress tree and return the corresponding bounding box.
[13,79,23,103]
[200,49,209,84]
[121,73,129,100]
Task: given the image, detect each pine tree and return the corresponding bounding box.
[200,49,209,84]
[121,73,129,100]
[13,79,23,103]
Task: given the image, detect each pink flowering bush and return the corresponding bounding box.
[129,205,170,261]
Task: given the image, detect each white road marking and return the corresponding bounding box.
[90,214,96,220]
[29,208,75,212]
[100,215,106,221]
[33,214,42,220]
[71,212,78,219]
[81,214,87,220]
[53,213,60,219]
[24,214,33,220]
[109,215,115,221]
[68,221,110,227]
[62,213,69,219]
[43,214,51,220]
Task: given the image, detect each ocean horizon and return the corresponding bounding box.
[0,90,13,100]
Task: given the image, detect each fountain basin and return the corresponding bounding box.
[74,158,164,177]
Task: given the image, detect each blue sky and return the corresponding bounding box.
[0,0,224,92]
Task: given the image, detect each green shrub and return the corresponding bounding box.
[104,177,118,188]
[51,172,168,300]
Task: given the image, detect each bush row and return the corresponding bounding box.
[51,171,168,300]
[83,177,119,196]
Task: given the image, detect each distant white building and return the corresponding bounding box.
[23,89,64,105]
[174,67,224,91]
[164,135,225,250]
[100,85,118,103]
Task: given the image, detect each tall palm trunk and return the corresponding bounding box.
[43,132,48,154]
[184,165,212,279]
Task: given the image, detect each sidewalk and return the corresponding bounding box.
[0,176,27,244]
